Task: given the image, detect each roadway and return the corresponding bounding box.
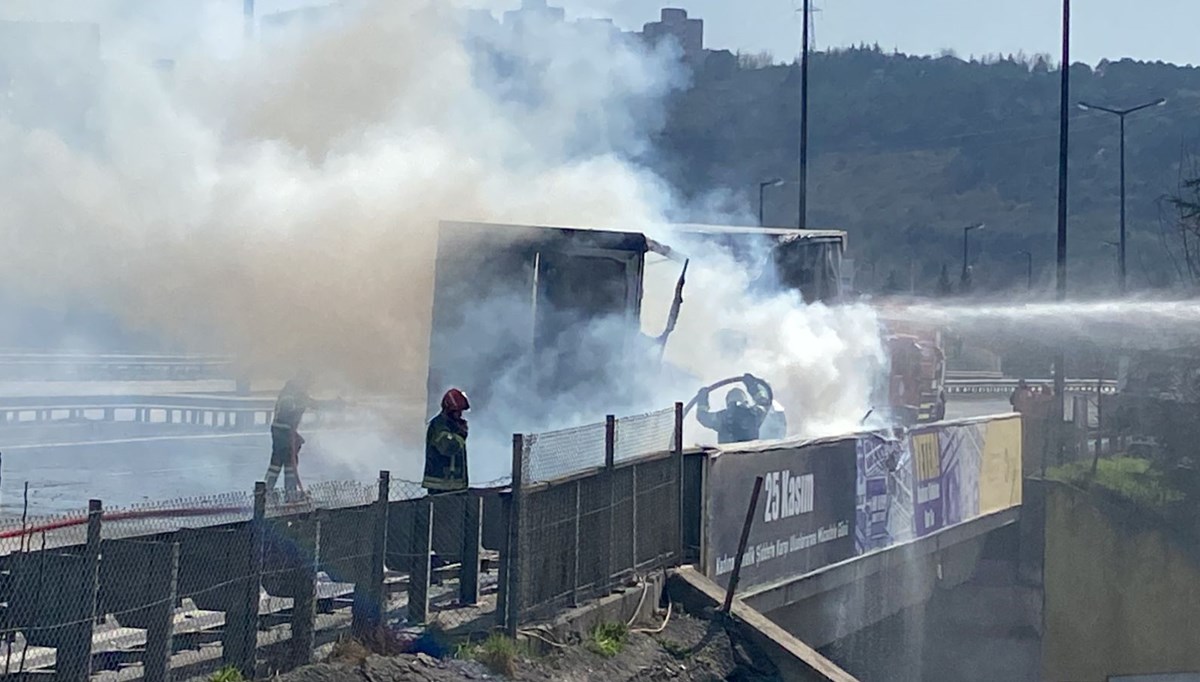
[0,391,1076,518]
[0,424,426,517]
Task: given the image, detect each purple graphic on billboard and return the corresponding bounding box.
[939,423,983,524]
[855,432,913,553]
[909,428,944,537]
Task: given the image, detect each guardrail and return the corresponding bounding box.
[0,394,356,430]
[0,353,235,381]
[945,378,1117,397]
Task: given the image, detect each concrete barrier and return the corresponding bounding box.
[668,566,859,682]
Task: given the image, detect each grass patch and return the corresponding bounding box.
[588,622,629,658]
[470,633,522,677]
[1048,457,1185,510]
[208,666,247,682]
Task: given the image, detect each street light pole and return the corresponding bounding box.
[1052,0,1071,444]
[759,178,784,227]
[1077,97,1166,294]
[961,223,984,281]
[1018,250,1033,290]
[798,0,810,229]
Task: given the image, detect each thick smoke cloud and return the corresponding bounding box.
[1,1,677,387]
[0,0,888,485]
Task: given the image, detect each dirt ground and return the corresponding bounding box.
[277,614,780,682]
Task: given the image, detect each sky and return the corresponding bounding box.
[527,0,1199,67]
[1,0,1194,66]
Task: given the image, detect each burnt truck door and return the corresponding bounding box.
[533,243,645,400]
[426,221,647,429]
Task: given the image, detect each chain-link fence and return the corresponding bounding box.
[500,404,684,631]
[0,470,510,679]
[0,405,686,677]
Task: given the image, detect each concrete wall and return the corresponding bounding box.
[1043,482,1200,681]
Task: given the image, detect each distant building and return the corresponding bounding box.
[503,0,566,32]
[641,8,703,62]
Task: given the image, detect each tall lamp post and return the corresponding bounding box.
[1018,250,1033,290]
[1077,97,1166,294]
[1051,0,1071,459]
[758,178,784,227]
[798,0,810,229]
[961,222,985,282]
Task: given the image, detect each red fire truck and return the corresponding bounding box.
[878,318,946,425]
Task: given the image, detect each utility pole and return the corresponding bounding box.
[1053,0,1070,466]
[798,0,810,230]
[1077,98,1167,294]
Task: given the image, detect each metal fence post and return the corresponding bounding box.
[241,482,266,678]
[60,499,102,680]
[496,491,511,628]
[352,472,390,634]
[630,433,639,571]
[504,433,524,636]
[143,541,178,682]
[673,401,685,563]
[570,479,581,607]
[604,415,616,589]
[289,516,318,670]
[460,491,482,606]
[408,495,433,625]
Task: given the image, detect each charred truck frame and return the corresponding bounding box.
[425,220,936,452]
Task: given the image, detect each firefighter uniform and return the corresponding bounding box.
[697,375,773,444]
[423,388,470,494]
[266,379,313,497]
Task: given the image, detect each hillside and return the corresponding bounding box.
[651,47,1200,294]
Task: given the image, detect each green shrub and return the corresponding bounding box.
[588,622,628,658]
[473,632,521,677]
[209,666,247,682]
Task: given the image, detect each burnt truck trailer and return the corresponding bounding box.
[425,220,676,427]
[425,221,848,437]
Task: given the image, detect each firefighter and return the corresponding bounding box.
[266,373,316,500]
[1010,379,1033,414]
[423,388,470,494]
[696,374,773,444]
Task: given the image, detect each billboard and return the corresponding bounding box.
[979,415,1022,514]
[853,415,1023,557]
[701,414,1023,589]
[855,433,913,554]
[705,438,856,591]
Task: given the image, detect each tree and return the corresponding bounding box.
[936,264,953,296]
[1166,152,1200,290]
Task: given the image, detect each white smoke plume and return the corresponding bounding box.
[0,0,887,487]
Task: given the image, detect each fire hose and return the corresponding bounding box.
[682,374,775,419]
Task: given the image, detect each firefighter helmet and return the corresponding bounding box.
[726,387,749,409]
[441,388,470,413]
